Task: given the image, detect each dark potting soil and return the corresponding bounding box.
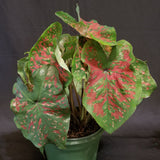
[67,117,100,138]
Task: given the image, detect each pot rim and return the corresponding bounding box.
[66,128,104,145]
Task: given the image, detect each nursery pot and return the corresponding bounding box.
[45,128,104,160]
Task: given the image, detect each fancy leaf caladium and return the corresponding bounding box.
[81,39,143,133]
[11,66,70,149]
[11,8,157,153]
[81,39,156,133]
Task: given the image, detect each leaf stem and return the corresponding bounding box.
[69,84,76,115]
[73,82,82,113]
[76,3,80,22]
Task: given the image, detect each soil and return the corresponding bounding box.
[67,116,100,138]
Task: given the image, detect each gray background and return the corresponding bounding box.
[0,0,160,159]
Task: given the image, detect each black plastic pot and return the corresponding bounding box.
[45,128,104,160]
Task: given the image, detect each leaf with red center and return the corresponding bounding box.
[10,65,70,149]
[82,39,150,133]
[55,11,116,46]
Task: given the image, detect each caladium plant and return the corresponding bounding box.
[10,8,157,152]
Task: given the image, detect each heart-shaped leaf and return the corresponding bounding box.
[82,39,156,133]
[11,65,70,149]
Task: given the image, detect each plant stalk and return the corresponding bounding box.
[73,82,82,113]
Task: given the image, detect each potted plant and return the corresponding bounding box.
[10,6,157,160]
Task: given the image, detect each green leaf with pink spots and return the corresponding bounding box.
[28,22,72,88]
[81,39,156,133]
[10,65,70,149]
[55,11,116,46]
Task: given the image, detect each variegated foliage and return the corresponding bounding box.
[56,11,157,134]
[11,22,72,150]
[11,10,157,151]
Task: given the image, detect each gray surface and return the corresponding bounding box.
[0,0,160,159]
[98,134,160,160]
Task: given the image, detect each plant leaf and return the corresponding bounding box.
[55,11,116,46]
[28,22,72,87]
[81,39,109,70]
[17,56,33,91]
[59,34,77,61]
[55,45,73,87]
[55,46,70,72]
[29,22,62,73]
[11,66,70,149]
[82,39,155,133]
[131,59,157,103]
[17,57,29,83]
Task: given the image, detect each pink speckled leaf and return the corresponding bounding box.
[82,39,156,133]
[11,65,70,149]
[28,22,72,87]
[55,11,116,46]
